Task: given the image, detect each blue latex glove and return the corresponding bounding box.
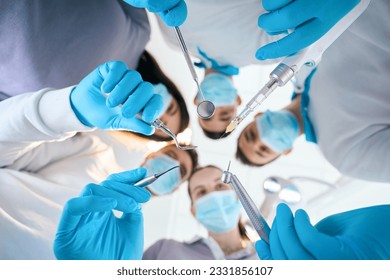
[123,0,187,26]
[53,168,151,260]
[194,47,239,76]
[70,61,163,135]
[256,0,360,60]
[255,203,390,260]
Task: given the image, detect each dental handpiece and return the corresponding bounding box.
[134,166,180,188]
[221,163,270,243]
[225,0,371,134]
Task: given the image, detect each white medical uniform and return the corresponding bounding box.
[156,0,277,67]
[307,1,390,182]
[0,88,146,259]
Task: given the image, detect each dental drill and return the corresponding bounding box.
[221,162,270,243]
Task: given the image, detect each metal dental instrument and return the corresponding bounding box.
[221,161,270,243]
[150,118,197,151]
[224,0,371,134]
[134,166,180,188]
[102,90,197,151]
[173,27,216,119]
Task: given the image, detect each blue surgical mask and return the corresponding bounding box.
[143,154,181,196]
[153,83,173,118]
[256,110,300,152]
[194,190,241,233]
[198,73,237,107]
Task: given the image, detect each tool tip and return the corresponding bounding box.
[156,165,180,178]
[225,122,237,134]
[227,161,231,171]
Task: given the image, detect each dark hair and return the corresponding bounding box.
[185,147,199,175]
[134,51,190,141]
[201,128,230,140]
[187,165,250,241]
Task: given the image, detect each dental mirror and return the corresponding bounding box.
[173,26,216,120]
[197,100,216,119]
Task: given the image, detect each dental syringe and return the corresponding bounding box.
[224,0,371,134]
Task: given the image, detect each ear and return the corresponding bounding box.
[254,112,263,118]
[282,148,293,155]
[236,95,242,106]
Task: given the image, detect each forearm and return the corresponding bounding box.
[0,87,92,167]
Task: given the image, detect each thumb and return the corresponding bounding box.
[294,209,352,259]
[255,240,273,260]
[57,196,117,233]
[158,1,187,26]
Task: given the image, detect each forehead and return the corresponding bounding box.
[198,105,237,132]
[189,167,222,189]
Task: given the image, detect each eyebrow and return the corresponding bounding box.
[249,128,256,141]
[219,115,231,122]
[167,102,178,116]
[244,129,250,142]
[218,110,233,121]
[191,185,205,194]
[255,150,265,158]
[164,150,178,160]
[180,164,187,178]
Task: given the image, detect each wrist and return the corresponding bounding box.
[69,87,94,127]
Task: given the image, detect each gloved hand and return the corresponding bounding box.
[70,61,163,135]
[53,168,151,260]
[256,0,360,60]
[123,0,187,26]
[194,47,239,76]
[255,203,390,260]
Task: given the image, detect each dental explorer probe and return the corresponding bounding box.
[134,166,180,188]
[221,161,270,243]
[224,0,371,134]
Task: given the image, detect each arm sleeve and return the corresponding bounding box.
[336,128,390,183]
[117,1,151,45]
[142,239,164,260]
[0,86,93,168]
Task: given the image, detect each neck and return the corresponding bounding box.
[284,95,304,134]
[209,227,245,256]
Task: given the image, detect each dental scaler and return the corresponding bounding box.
[225,0,371,134]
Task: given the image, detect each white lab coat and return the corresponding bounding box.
[156,0,278,68]
[0,88,146,259]
[307,1,390,182]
